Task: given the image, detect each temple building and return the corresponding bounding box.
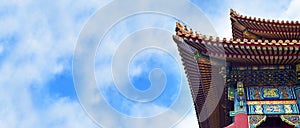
[173,9,300,128]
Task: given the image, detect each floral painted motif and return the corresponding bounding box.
[248,104,299,114]
[248,115,266,127]
[247,86,295,100]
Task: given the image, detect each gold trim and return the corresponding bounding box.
[280,115,298,126]
[247,100,297,105]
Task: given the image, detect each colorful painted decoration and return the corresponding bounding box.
[248,115,267,128]
[295,87,300,104]
[231,65,291,71]
[280,115,300,126]
[237,82,244,97]
[246,86,296,100]
[247,100,297,105]
[263,88,279,98]
[248,104,299,114]
[228,87,235,101]
[233,82,247,112]
[193,51,200,60]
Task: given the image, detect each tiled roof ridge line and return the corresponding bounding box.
[176,22,300,46]
[230,9,300,25]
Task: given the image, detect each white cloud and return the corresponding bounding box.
[0,0,198,127]
[130,64,143,77]
[282,0,300,20]
[0,0,109,127]
[43,98,98,128]
[2,0,295,128]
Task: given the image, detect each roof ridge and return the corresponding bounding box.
[176,22,300,46]
[230,9,300,25]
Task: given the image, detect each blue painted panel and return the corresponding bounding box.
[248,104,299,114]
[246,86,295,100]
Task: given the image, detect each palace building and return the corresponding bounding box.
[173,9,300,128]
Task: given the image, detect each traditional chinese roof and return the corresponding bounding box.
[173,10,300,128]
[230,9,300,40]
[175,22,300,66]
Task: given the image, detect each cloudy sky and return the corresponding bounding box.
[1,0,299,128]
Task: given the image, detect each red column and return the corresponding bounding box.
[225,113,249,128]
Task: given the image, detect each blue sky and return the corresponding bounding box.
[0,0,299,127]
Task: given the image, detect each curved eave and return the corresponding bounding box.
[178,33,300,47]
[177,34,300,65]
[230,9,300,27]
[230,9,300,40]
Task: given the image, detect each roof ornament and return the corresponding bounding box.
[216,37,220,42]
[189,28,194,36]
[272,19,275,23]
[195,32,200,39]
[277,20,280,24]
[175,22,184,36]
[182,25,189,37]
[222,38,227,42]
